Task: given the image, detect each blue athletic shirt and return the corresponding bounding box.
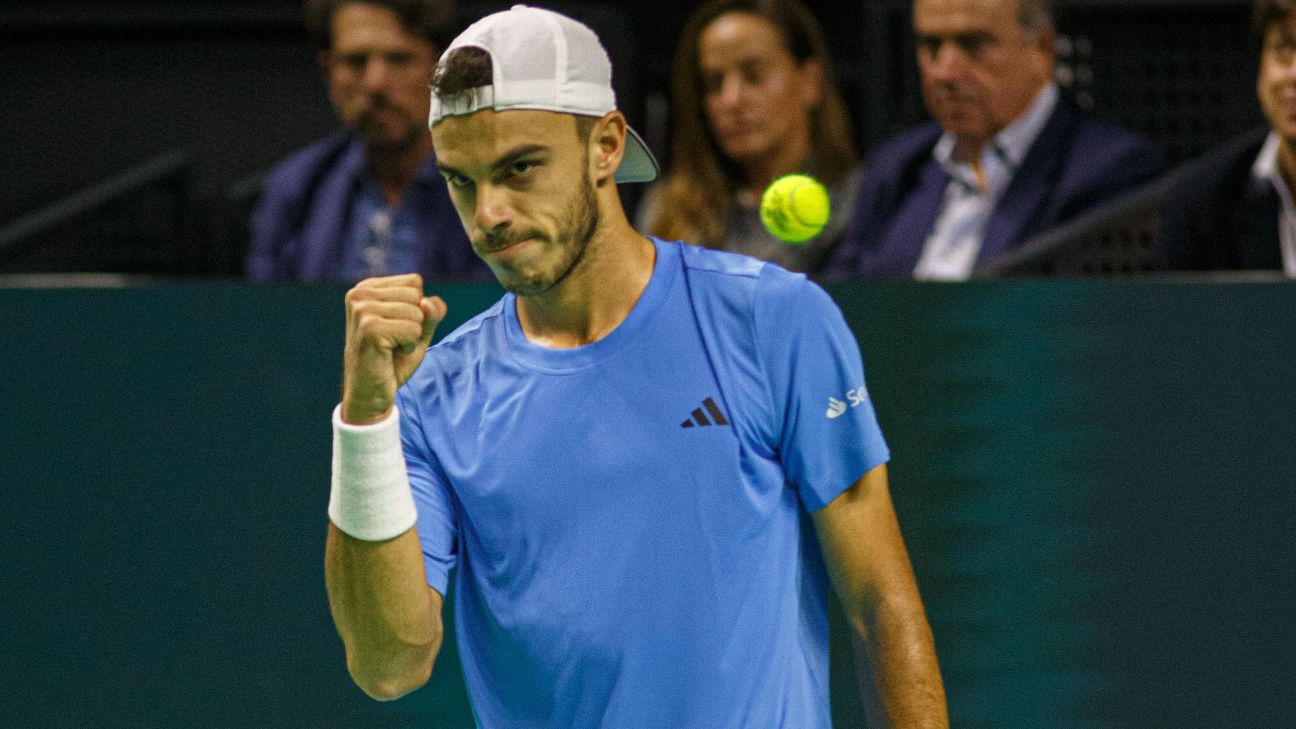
[396,238,889,728]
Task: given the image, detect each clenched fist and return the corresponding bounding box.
[341,273,447,425]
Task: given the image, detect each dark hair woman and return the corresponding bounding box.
[636,0,859,273]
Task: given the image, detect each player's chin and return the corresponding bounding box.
[492,265,557,296]
[486,249,569,296]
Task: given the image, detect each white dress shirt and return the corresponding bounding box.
[1250,131,1296,278]
[914,83,1060,281]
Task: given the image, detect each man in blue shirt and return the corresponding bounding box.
[248,0,488,281]
[323,6,946,726]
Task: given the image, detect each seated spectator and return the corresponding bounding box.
[636,0,860,273]
[248,0,489,282]
[1154,0,1295,275]
[825,0,1164,280]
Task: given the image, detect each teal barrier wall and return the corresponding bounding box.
[2,281,1293,727]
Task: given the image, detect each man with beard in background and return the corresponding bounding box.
[248,0,489,281]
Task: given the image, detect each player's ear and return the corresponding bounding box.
[589,111,627,186]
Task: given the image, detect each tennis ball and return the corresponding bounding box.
[759,174,831,244]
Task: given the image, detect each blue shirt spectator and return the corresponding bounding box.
[248,0,487,282]
[249,130,487,281]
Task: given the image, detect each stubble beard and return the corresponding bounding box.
[497,166,601,297]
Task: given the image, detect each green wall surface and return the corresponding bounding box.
[2,280,1293,728]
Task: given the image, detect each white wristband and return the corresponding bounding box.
[329,404,418,541]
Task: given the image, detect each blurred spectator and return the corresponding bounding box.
[1154,0,1296,275]
[248,0,488,281]
[825,0,1163,280]
[636,0,860,273]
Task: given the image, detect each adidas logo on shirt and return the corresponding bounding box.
[681,397,730,428]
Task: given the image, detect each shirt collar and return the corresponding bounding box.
[1252,131,1285,191]
[933,82,1060,176]
[1254,131,1296,224]
[339,134,369,181]
[1252,130,1296,277]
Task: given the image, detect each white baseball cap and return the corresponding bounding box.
[428,4,659,184]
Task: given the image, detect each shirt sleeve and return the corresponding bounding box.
[397,388,459,595]
[753,267,890,511]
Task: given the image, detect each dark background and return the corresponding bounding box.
[0,0,1266,276]
[2,278,1293,727]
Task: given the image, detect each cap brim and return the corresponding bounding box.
[615,125,659,183]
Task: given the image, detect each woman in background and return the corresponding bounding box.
[638,0,859,273]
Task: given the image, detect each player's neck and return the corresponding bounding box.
[515,202,654,349]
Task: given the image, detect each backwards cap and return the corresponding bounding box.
[429,4,659,183]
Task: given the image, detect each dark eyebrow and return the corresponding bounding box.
[492,145,550,172]
[437,144,551,179]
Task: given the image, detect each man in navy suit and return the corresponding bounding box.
[248,0,489,282]
[1154,0,1295,275]
[824,0,1163,280]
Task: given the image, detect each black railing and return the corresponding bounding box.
[0,151,202,276]
[974,169,1184,277]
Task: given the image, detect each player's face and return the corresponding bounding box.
[914,0,1053,152]
[1258,16,1296,145]
[323,3,437,151]
[698,12,821,172]
[432,110,600,296]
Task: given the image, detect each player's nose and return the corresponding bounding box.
[474,185,513,232]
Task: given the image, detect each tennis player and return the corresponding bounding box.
[324,5,947,726]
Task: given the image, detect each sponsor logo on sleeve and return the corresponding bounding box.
[826,385,869,420]
[826,397,848,419]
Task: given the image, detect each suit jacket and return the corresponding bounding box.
[823,95,1165,278]
[247,130,489,282]
[1153,127,1283,271]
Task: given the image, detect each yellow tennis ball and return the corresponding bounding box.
[759,174,831,244]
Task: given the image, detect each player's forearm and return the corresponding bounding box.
[852,594,948,728]
[325,525,443,700]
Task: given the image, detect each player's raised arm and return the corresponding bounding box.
[325,273,446,701]
[813,464,949,728]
